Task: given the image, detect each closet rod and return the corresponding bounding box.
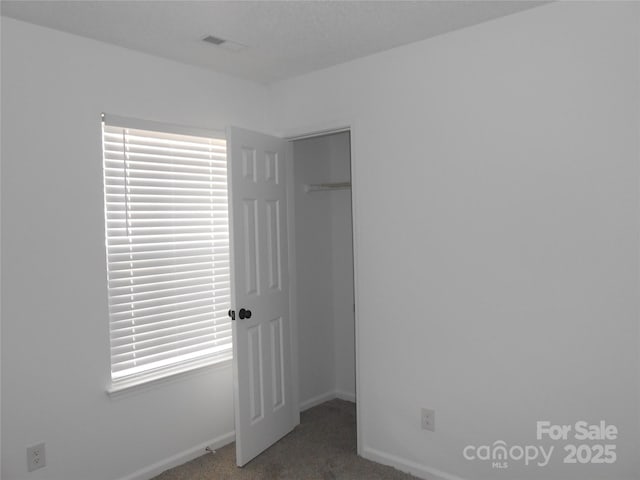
[304,182,351,193]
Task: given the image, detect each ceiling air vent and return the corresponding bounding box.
[202,35,247,52]
[203,35,225,45]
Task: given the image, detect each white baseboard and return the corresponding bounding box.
[116,431,235,480]
[299,390,339,411]
[335,390,356,402]
[362,446,467,480]
[299,389,356,411]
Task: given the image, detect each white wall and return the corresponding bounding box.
[1,17,271,480]
[292,132,355,406]
[273,2,640,479]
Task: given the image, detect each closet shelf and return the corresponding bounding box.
[304,182,351,193]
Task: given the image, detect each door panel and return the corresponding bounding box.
[242,199,259,296]
[270,316,285,410]
[247,324,263,423]
[266,200,282,291]
[228,127,294,467]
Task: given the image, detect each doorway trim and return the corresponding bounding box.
[284,126,350,142]
[281,119,363,456]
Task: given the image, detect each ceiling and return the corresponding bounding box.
[1,1,546,84]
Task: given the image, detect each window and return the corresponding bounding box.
[101,115,231,391]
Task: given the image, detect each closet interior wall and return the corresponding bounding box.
[292,132,355,407]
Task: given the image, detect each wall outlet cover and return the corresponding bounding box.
[27,442,46,472]
[421,408,435,432]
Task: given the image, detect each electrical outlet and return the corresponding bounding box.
[421,408,435,432]
[27,442,46,472]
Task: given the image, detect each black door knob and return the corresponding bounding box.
[228,309,235,320]
[238,308,252,320]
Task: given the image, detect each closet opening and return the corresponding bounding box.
[290,130,357,443]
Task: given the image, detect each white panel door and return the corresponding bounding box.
[227,127,294,466]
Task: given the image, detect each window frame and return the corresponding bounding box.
[101,114,233,394]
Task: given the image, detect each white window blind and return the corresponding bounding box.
[101,117,232,387]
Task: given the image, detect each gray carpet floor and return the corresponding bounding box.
[152,399,418,480]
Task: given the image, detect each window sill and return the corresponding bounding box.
[106,354,233,398]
